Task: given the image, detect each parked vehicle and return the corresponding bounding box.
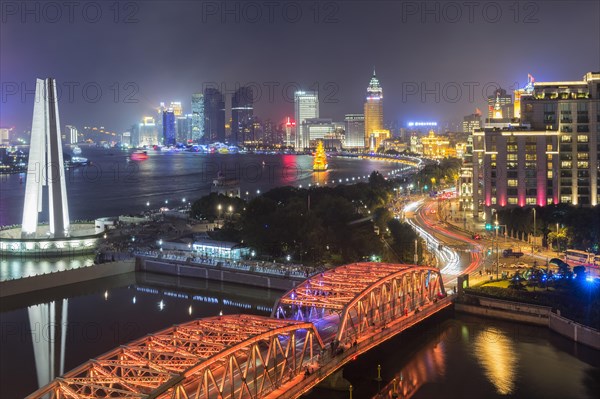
[503,248,524,258]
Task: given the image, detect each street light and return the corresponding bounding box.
[414,239,418,264]
[532,208,536,253]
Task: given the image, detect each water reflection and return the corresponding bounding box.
[1,256,94,281]
[27,299,68,389]
[378,339,446,398]
[473,326,518,395]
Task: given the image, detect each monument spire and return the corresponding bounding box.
[22,78,70,238]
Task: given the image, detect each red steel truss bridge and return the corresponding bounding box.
[28,263,451,399]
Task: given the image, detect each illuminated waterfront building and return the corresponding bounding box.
[364,69,383,149]
[302,118,334,147]
[65,125,78,144]
[134,117,159,146]
[369,129,390,151]
[232,87,254,145]
[285,117,295,147]
[473,125,560,219]
[421,130,453,159]
[191,93,205,142]
[176,114,193,143]
[294,91,319,149]
[162,109,176,146]
[344,114,365,149]
[204,88,226,143]
[170,101,183,116]
[462,111,482,134]
[487,88,512,119]
[520,71,599,206]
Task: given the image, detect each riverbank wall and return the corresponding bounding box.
[136,257,304,291]
[0,259,135,298]
[456,294,600,350]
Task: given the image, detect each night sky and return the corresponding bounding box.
[1,0,599,132]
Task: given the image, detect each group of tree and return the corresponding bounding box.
[189,172,400,265]
[414,157,462,191]
[497,204,600,252]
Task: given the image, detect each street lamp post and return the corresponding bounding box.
[217,204,222,228]
[532,208,536,254]
[414,239,418,265]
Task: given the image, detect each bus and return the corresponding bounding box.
[564,249,600,278]
[564,249,592,265]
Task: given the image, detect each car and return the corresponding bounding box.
[515,262,528,268]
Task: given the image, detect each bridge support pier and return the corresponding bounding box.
[317,369,352,391]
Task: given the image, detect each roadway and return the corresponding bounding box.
[398,197,485,289]
[400,195,563,288]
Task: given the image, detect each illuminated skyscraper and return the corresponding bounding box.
[204,88,226,143]
[232,87,254,144]
[22,78,70,238]
[344,114,365,148]
[520,71,599,206]
[487,88,512,119]
[462,111,482,134]
[191,93,204,142]
[162,110,176,145]
[170,101,183,116]
[364,69,384,150]
[65,125,78,144]
[294,91,319,149]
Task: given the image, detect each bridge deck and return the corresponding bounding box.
[266,295,454,399]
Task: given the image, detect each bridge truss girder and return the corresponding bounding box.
[26,315,324,399]
[337,266,444,343]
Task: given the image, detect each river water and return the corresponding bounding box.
[0,147,406,226]
[1,273,597,399]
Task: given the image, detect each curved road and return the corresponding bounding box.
[402,198,485,289]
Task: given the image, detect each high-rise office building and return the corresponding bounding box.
[135,117,158,146]
[364,70,384,150]
[473,125,560,218]
[204,88,226,143]
[301,118,334,146]
[65,125,78,144]
[285,117,296,147]
[232,87,254,145]
[344,114,365,148]
[191,93,204,142]
[520,71,599,207]
[176,114,193,143]
[170,101,183,116]
[462,111,482,134]
[294,91,319,149]
[487,88,512,119]
[162,110,176,146]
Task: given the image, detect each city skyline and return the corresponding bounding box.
[1,1,598,133]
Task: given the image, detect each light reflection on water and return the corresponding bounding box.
[1,255,95,281]
[473,326,517,395]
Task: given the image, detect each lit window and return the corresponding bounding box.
[491,197,497,205]
[508,179,518,187]
[547,171,553,178]
[508,197,518,205]
[526,198,536,205]
[577,161,589,169]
